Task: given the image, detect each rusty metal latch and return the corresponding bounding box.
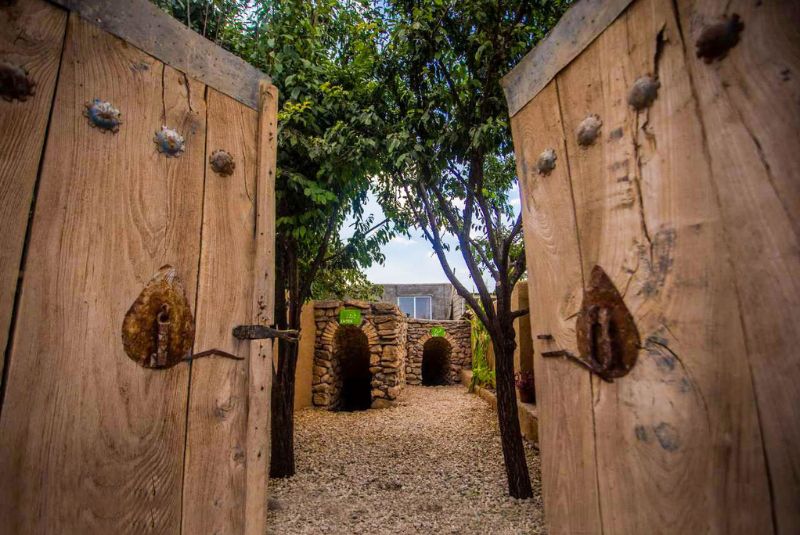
[232,325,299,343]
[542,265,640,382]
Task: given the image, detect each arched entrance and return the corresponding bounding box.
[422,337,452,385]
[334,325,372,411]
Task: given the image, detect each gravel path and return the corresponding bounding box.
[267,385,545,534]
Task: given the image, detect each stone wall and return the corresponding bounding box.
[405,319,471,385]
[312,300,407,409]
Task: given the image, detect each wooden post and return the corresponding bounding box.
[244,80,278,535]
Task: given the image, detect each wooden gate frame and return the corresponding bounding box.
[0,1,277,534]
[503,0,800,533]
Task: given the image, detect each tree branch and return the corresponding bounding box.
[300,206,339,299]
[415,183,491,327]
[427,183,493,301]
[323,217,390,264]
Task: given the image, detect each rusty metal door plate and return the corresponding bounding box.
[122,265,242,369]
[542,265,640,382]
[122,265,195,368]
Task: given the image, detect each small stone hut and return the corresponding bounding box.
[405,319,471,385]
[312,300,471,410]
[312,300,407,410]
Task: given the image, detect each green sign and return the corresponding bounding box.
[430,326,446,338]
[339,308,361,325]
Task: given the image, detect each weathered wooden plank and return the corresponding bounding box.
[511,281,532,374]
[0,0,66,389]
[502,0,634,118]
[244,80,278,535]
[0,14,206,533]
[674,0,800,531]
[48,0,269,110]
[510,82,602,534]
[181,88,257,534]
[555,0,772,531]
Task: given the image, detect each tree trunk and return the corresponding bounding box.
[269,237,303,478]
[270,341,297,478]
[492,328,533,499]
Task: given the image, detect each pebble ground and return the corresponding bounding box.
[267,385,545,534]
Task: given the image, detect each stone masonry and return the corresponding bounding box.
[405,319,471,385]
[313,300,407,409]
[312,300,471,409]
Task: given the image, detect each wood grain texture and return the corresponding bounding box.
[49,0,270,110]
[244,80,278,535]
[674,0,800,531]
[502,0,634,117]
[556,0,771,531]
[510,82,602,534]
[181,88,257,534]
[0,14,206,533]
[0,0,66,387]
[511,281,532,374]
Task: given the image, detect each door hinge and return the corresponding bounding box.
[232,325,299,343]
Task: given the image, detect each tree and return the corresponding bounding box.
[312,267,384,301]
[377,0,568,498]
[151,0,250,46]
[243,0,397,478]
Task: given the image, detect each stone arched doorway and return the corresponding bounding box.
[406,321,470,385]
[312,301,407,409]
[333,325,371,411]
[421,337,452,385]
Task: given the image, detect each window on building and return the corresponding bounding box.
[397,296,432,319]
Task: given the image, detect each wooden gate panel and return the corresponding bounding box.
[0,0,67,379]
[511,82,602,534]
[0,14,207,533]
[507,0,796,531]
[182,87,258,535]
[676,0,800,531]
[553,0,772,531]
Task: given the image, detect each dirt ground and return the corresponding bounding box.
[267,385,545,534]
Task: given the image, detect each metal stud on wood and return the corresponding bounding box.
[536,148,557,175]
[83,99,122,133]
[627,75,660,111]
[154,125,185,157]
[695,14,744,64]
[576,114,602,147]
[209,149,235,176]
[0,60,35,102]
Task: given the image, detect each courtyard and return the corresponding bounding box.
[267,386,544,534]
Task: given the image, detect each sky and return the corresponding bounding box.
[341,187,522,292]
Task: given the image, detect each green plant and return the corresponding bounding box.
[311,267,383,301]
[469,306,495,392]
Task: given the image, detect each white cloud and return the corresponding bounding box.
[390,236,416,246]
